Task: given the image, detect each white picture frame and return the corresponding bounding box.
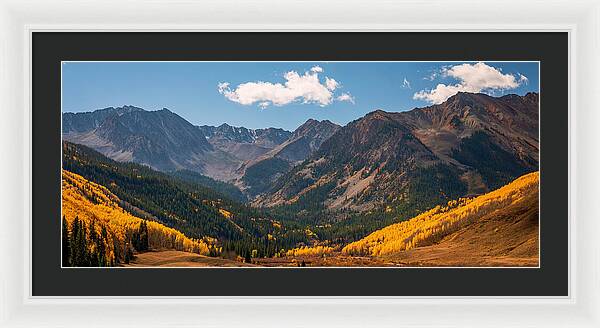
[1,0,598,327]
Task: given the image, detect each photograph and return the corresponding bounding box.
[2,0,591,323]
[60,61,540,268]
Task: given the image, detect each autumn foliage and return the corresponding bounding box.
[62,170,210,266]
[342,171,539,256]
[285,245,334,257]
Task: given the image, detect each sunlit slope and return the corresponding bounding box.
[62,170,210,265]
[342,172,539,264]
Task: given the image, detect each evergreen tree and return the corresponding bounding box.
[70,216,92,266]
[62,216,71,266]
[124,240,130,264]
[88,220,99,267]
[139,220,149,251]
[70,216,82,266]
[96,225,108,267]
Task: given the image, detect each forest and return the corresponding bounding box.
[62,170,211,266]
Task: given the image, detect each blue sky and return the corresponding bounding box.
[62,61,539,131]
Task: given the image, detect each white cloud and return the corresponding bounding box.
[424,71,438,81]
[414,84,466,105]
[402,78,411,89]
[217,82,230,93]
[519,74,529,84]
[337,93,355,104]
[218,66,349,108]
[325,77,339,91]
[413,62,526,104]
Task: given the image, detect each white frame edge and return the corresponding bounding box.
[0,0,598,327]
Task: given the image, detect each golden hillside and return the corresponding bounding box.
[62,170,210,266]
[342,171,539,259]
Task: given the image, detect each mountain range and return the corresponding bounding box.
[63,106,340,192]
[63,92,538,218]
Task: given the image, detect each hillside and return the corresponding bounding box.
[62,140,247,240]
[168,169,247,202]
[62,170,211,267]
[62,141,312,258]
[342,171,539,266]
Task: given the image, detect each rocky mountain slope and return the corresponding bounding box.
[255,92,539,218]
[62,105,144,134]
[237,119,341,197]
[261,119,341,163]
[63,107,292,181]
[63,107,216,172]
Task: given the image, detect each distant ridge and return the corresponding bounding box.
[62,92,538,213]
[62,106,291,181]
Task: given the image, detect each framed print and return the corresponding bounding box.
[1,0,599,327]
[32,32,565,297]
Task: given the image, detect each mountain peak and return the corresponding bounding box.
[447,91,484,103]
[121,105,144,112]
[62,105,145,134]
[441,92,502,112]
[293,118,341,137]
[297,118,321,128]
[367,109,389,116]
[364,109,394,122]
[524,92,539,102]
